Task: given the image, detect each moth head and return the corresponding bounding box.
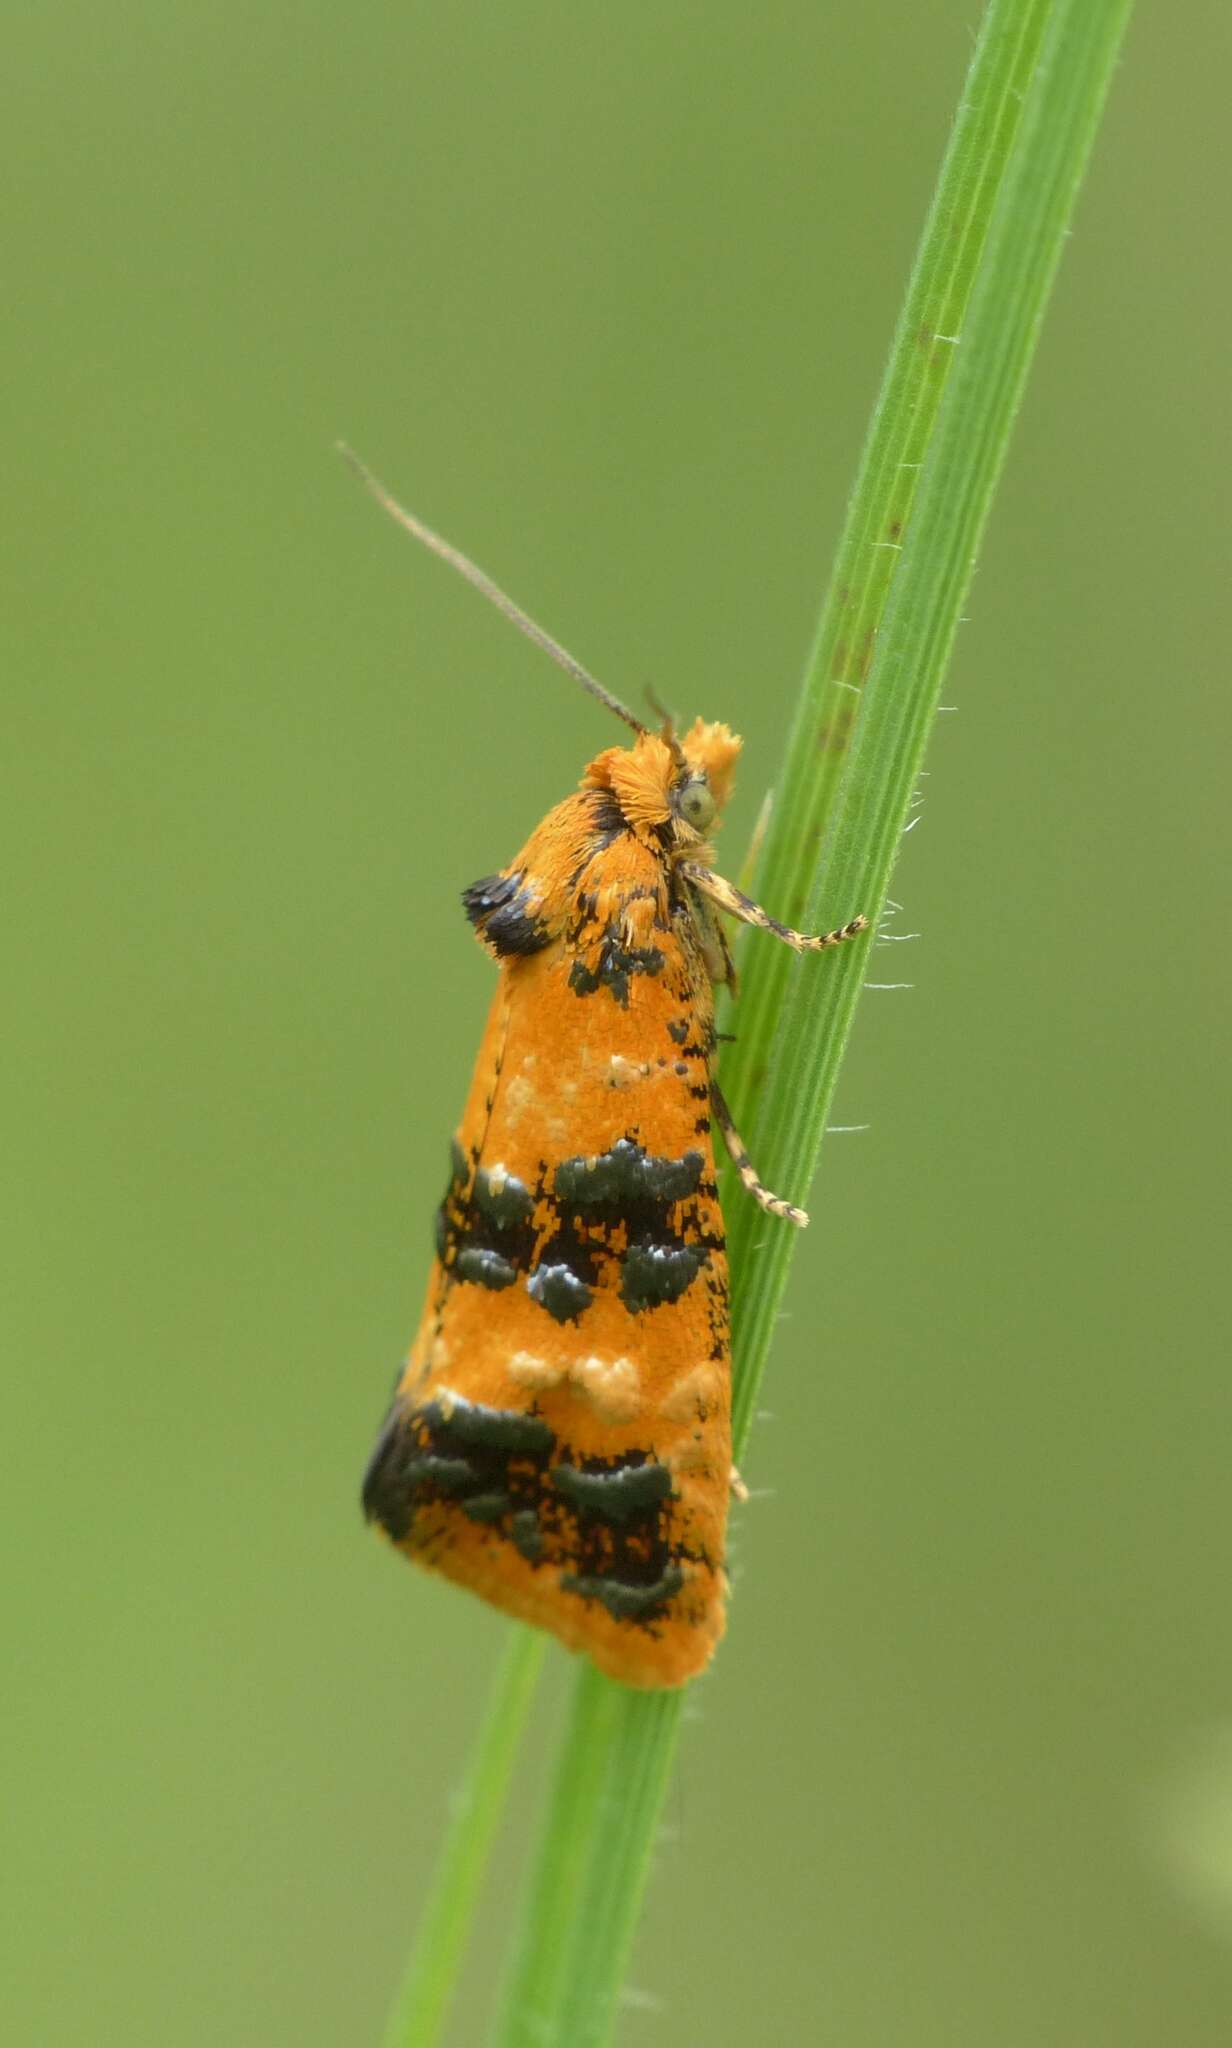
[668,718,741,846]
[584,719,742,846]
[677,718,741,822]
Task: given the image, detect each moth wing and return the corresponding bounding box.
[364,803,731,1687]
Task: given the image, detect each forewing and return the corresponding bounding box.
[363,805,731,1687]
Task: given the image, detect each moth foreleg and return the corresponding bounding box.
[710,1078,808,1229]
[680,861,868,955]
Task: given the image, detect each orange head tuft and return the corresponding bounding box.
[582,734,676,838]
[582,720,743,846]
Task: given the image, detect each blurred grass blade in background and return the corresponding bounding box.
[381,2,1135,2042]
[379,1630,545,2048]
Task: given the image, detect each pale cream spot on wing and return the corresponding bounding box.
[607,1054,652,1090]
[507,1350,564,1392]
[569,1352,641,1423]
[502,1074,535,1122]
[658,1364,721,1424]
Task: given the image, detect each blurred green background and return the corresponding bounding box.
[5,4,1229,2043]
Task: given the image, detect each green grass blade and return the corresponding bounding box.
[724,0,1133,1453]
[731,0,1049,1045]
[491,1673,682,2048]
[721,0,1050,1446]
[386,5,1134,2042]
[380,1627,546,2048]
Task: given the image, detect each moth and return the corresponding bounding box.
[346,449,866,1688]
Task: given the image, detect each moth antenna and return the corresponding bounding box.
[338,443,648,739]
[644,684,687,772]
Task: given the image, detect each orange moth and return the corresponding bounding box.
[346,450,866,1688]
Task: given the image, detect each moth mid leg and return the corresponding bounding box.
[692,888,738,992]
[710,1078,808,1229]
[679,860,868,955]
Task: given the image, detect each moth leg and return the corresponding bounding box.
[736,787,774,895]
[692,889,738,993]
[729,1465,750,1504]
[679,860,868,954]
[710,1078,808,1229]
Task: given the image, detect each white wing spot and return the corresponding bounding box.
[507,1350,564,1391]
[570,1353,641,1423]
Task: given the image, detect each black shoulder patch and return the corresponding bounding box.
[585,787,628,844]
[462,870,551,956]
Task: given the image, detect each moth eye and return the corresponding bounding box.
[676,778,716,832]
